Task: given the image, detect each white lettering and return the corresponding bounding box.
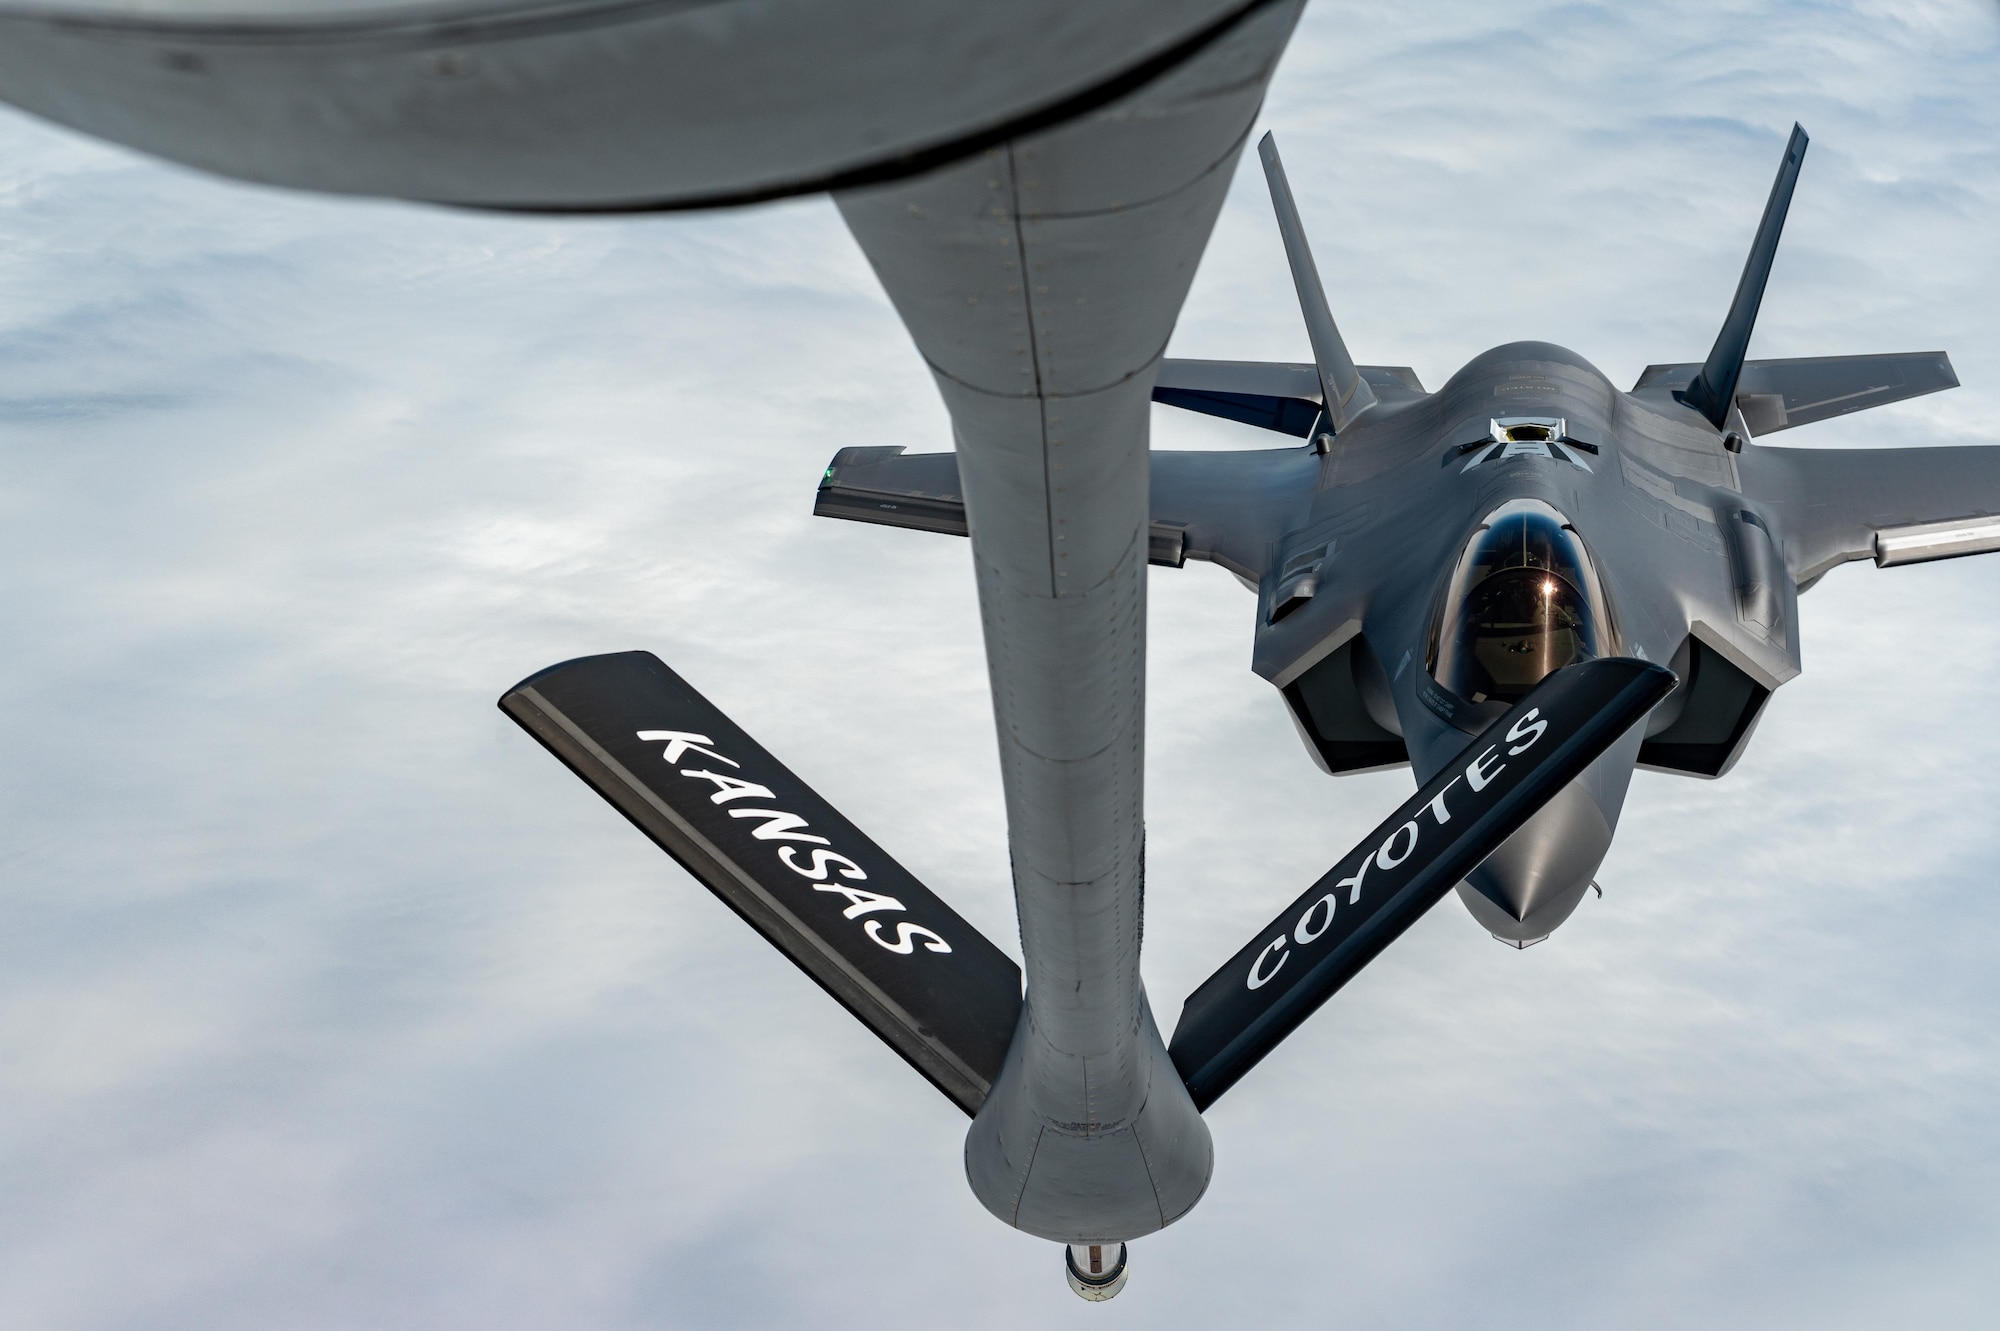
[728,808,831,845]
[1293,894,1337,945]
[679,769,776,804]
[1338,854,1372,905]
[1247,935,1290,989]
[635,730,739,768]
[815,883,905,919]
[1376,820,1420,870]
[1465,745,1506,792]
[1505,707,1548,755]
[865,920,952,954]
[778,847,868,881]
[632,734,961,962]
[1427,776,1463,825]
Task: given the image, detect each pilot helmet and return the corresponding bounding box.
[1429,498,1613,706]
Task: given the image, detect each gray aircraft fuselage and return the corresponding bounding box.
[1178,341,1771,944]
[1139,334,1992,946]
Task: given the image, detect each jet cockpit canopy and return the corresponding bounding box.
[1430,499,1613,706]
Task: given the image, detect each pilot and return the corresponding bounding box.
[1431,499,1612,709]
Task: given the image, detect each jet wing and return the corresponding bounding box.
[1632,352,1958,435]
[1151,358,1427,437]
[1742,443,2000,583]
[815,444,1317,581]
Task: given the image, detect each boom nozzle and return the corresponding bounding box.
[1066,1243,1130,1301]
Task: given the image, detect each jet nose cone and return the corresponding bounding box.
[1456,777,1615,946]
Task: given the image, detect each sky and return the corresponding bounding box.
[1,1,1998,1327]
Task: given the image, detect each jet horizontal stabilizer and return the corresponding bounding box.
[1151,358,1428,437]
[500,651,1023,1116]
[1633,351,1957,435]
[1258,132,1378,432]
[1168,657,1676,1110]
[814,446,1191,566]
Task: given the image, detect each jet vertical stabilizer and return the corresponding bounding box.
[1678,123,1809,428]
[1257,132,1377,433]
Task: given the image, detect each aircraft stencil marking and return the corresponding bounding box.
[637,729,952,954]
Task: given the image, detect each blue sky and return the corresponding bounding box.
[1,1,1998,1326]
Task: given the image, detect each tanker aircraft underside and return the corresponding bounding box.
[3,2,1993,1298]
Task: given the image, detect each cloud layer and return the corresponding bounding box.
[1,1,1997,1326]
